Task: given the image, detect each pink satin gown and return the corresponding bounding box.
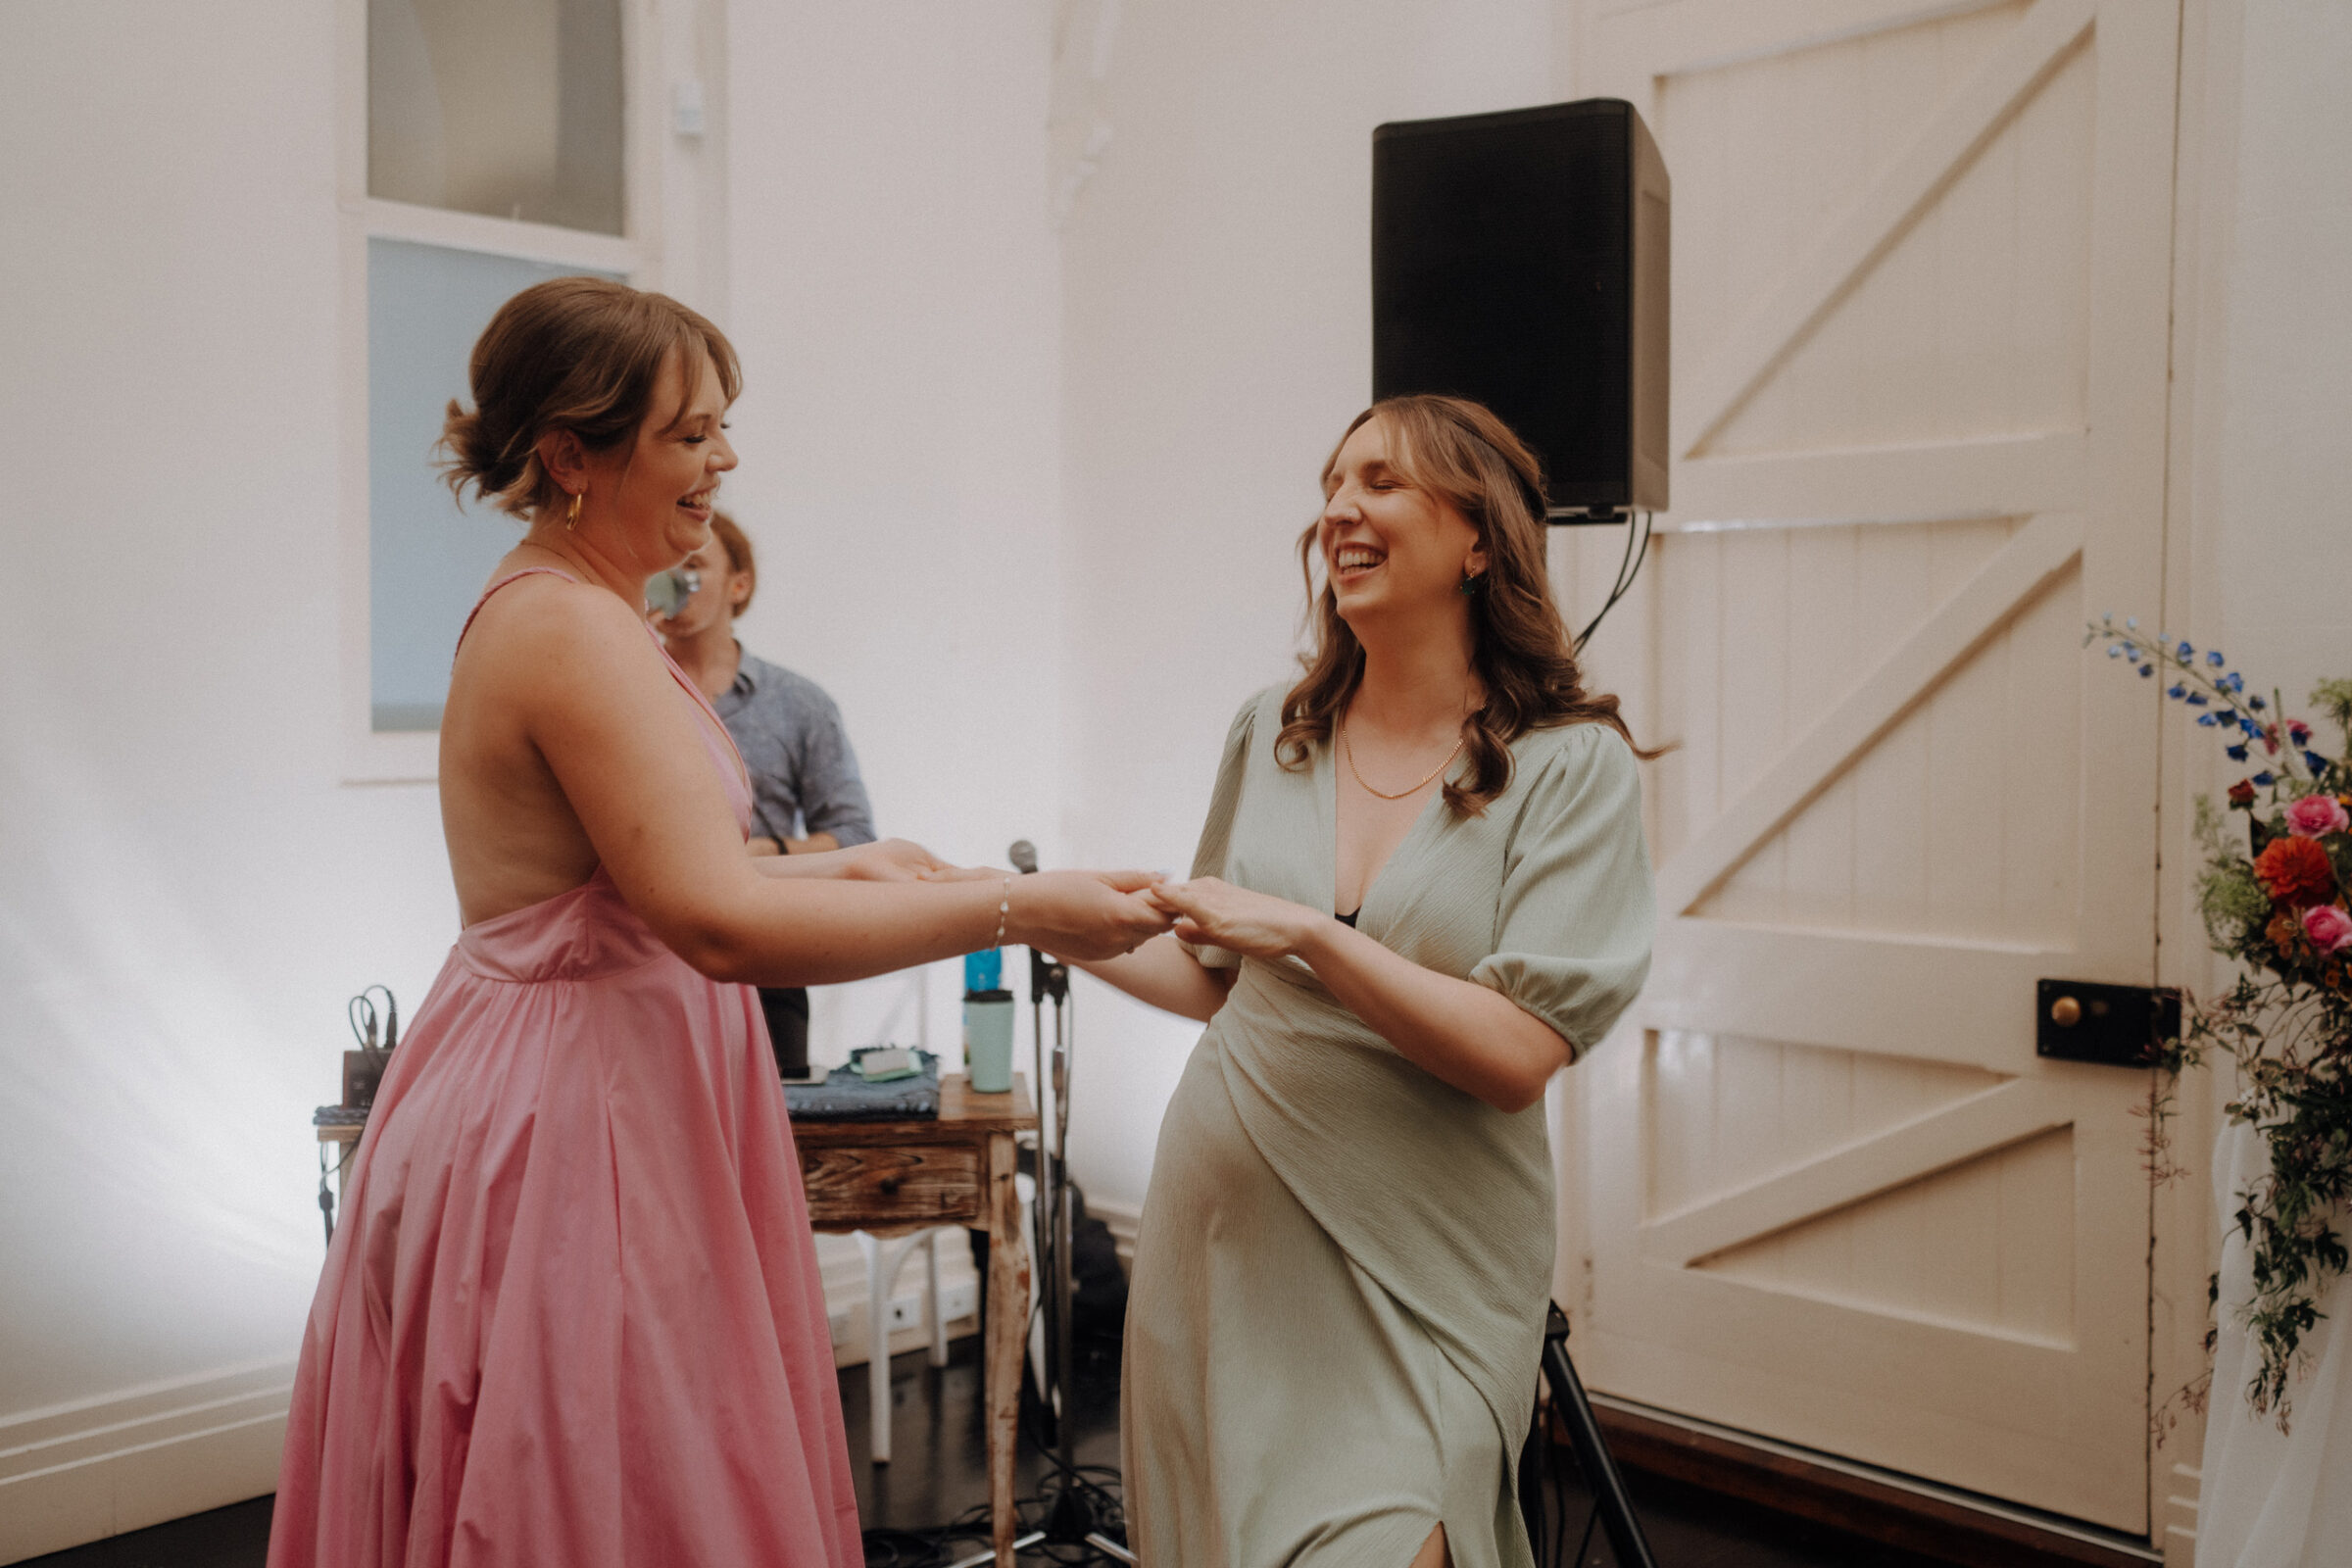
[270,570,861,1567]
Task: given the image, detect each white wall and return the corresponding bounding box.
[1053,0,1559,1211]
[2195,1,2352,706]
[0,0,1063,1555]
[0,2,452,1554]
[2156,7,2352,1549]
[721,1,1066,1067]
[719,0,1063,1364]
[725,0,1064,895]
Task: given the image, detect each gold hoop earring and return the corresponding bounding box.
[565,490,583,531]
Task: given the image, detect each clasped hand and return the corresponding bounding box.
[912,858,1173,961]
[1146,877,1319,959]
[783,841,1309,963]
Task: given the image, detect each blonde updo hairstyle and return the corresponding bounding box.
[438,275,742,520]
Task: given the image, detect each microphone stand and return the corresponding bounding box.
[1028,947,1074,1450]
[1010,844,1109,1548]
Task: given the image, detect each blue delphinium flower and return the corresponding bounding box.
[2140,664,2156,678]
[2169,684,2187,699]
[2186,693,2209,707]
[2179,641,2194,660]
[2225,672,2245,693]
[2198,714,2218,726]
[2208,650,2226,667]
[2253,771,2276,787]
[2250,696,2268,711]
[2108,644,2126,659]
[2229,745,2249,760]
[2304,751,2328,775]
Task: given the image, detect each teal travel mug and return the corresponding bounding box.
[962,989,1015,1094]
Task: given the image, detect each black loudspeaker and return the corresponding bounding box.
[1373,98,1669,519]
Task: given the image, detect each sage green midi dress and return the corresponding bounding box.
[1120,687,1654,1568]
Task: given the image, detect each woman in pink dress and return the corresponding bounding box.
[269,277,1168,1568]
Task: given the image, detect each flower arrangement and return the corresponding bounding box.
[2090,616,2352,1426]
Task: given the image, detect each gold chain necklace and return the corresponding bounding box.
[1341,721,1465,801]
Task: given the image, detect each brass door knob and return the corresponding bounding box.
[2050,995,2082,1027]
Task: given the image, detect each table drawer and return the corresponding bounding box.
[799,1143,984,1228]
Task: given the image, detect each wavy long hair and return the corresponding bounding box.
[1276,395,1657,814]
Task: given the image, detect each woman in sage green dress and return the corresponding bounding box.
[1082,396,1656,1568]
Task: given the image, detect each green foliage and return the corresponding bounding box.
[2312,677,2352,736]
[2191,977,2352,1420]
[2196,856,2272,953]
[2090,619,2352,1431]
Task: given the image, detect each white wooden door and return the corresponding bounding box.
[1562,0,2179,1532]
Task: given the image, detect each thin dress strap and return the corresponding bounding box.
[453,564,755,804]
[646,628,756,799]
[455,567,580,654]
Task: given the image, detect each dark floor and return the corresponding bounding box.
[25,1339,1945,1568]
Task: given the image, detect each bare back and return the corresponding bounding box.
[439,565,747,927]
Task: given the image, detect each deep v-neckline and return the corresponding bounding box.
[1320,738,1449,924]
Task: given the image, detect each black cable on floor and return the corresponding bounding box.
[861,1323,1132,1566]
[860,1476,1131,1567]
[1570,1499,1601,1568]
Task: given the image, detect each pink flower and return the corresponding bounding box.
[2286,793,2351,839]
[2304,904,2352,956]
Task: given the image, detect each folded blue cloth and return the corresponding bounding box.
[785,1048,940,1121]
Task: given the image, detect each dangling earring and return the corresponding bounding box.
[1457,569,1485,596]
[565,490,583,531]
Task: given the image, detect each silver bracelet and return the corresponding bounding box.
[992,875,1013,950]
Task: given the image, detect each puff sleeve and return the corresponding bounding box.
[1176,693,1262,970]
[1468,725,1655,1060]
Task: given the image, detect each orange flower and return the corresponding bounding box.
[2255,836,2338,907]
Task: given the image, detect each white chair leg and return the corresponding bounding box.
[858,1228,936,1464]
[859,1231,892,1464]
[925,1227,950,1366]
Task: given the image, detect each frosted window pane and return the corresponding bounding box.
[368,239,622,731]
[368,0,624,235]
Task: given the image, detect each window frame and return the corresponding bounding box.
[335,0,725,782]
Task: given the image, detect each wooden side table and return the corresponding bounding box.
[793,1075,1036,1567]
[316,1073,1037,1567]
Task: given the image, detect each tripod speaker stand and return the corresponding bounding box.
[1538,1300,1661,1568]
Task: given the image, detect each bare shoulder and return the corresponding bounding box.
[457,574,661,692]
[448,575,683,758]
[463,571,644,656]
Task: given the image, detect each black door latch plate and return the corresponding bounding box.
[2035,979,2181,1067]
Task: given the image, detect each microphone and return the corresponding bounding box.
[1008,839,1039,875]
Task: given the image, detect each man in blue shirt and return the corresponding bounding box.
[653,512,876,1073]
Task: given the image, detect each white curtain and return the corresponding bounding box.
[2194,1120,2352,1566]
